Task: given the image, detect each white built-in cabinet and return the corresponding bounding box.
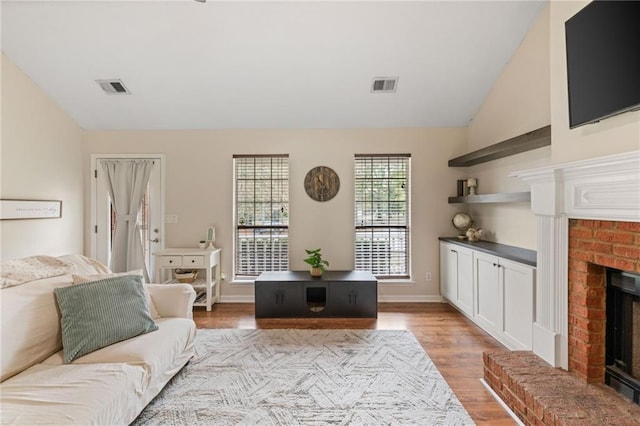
[440,241,535,351]
[440,243,474,317]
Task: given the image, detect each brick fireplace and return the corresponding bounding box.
[512,150,640,371]
[483,151,640,423]
[567,219,640,383]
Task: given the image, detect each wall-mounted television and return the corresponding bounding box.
[565,1,640,129]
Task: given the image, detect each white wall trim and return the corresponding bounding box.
[219,295,255,303]
[513,150,640,369]
[378,295,443,303]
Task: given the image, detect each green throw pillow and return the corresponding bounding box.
[54,275,158,363]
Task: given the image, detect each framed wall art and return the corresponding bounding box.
[0,199,62,220]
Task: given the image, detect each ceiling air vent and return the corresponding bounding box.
[96,79,131,95]
[371,77,398,93]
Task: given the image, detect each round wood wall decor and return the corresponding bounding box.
[304,166,340,202]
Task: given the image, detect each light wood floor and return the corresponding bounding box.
[193,303,515,425]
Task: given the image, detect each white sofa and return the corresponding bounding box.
[0,255,197,425]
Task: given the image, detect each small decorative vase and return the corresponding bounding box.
[199,242,206,249]
[466,228,483,242]
[310,267,322,277]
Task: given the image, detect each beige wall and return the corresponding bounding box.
[549,1,640,163]
[461,4,551,250]
[466,4,550,152]
[84,128,467,301]
[0,54,84,261]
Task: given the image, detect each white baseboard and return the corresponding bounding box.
[219,295,255,303]
[480,378,525,426]
[377,295,443,303]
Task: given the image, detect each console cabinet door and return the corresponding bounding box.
[255,282,302,318]
[330,282,377,317]
[278,283,302,317]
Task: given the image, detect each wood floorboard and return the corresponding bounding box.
[193,302,515,425]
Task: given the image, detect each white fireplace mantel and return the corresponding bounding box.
[512,150,640,369]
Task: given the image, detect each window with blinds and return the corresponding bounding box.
[354,154,410,278]
[234,155,289,277]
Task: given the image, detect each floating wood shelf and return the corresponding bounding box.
[448,192,531,204]
[448,125,551,167]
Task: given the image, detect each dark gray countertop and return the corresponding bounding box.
[439,237,537,267]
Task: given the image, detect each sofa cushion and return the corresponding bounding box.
[54,275,158,363]
[1,275,73,381]
[43,318,196,381]
[71,271,161,319]
[0,362,148,425]
[0,255,110,382]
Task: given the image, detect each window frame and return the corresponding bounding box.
[233,154,290,279]
[354,154,411,280]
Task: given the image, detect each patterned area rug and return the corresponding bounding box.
[133,329,474,425]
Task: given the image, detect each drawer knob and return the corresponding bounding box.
[191,260,195,263]
[169,260,173,263]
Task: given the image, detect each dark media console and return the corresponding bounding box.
[254,270,377,318]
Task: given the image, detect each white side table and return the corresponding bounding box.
[153,248,221,311]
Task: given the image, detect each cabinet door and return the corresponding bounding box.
[501,259,534,349]
[330,282,377,317]
[254,282,281,318]
[440,243,457,302]
[456,246,474,316]
[278,284,302,317]
[255,282,301,318]
[474,252,501,333]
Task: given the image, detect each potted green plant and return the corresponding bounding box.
[303,248,329,277]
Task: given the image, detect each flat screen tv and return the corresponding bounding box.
[565,1,640,129]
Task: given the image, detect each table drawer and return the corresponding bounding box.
[183,255,204,267]
[160,256,183,267]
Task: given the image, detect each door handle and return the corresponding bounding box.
[151,238,159,243]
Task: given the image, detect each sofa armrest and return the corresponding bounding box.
[145,284,196,319]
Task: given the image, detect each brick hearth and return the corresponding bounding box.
[484,351,640,425]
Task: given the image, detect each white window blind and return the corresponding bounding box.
[234,155,289,277]
[354,154,410,278]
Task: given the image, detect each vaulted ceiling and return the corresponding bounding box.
[1,0,545,130]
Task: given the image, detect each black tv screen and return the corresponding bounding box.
[565,1,640,129]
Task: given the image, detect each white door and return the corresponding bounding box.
[91,155,165,280]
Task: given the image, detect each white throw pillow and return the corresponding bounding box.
[71,271,160,319]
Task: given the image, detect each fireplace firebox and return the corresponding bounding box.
[606,268,640,406]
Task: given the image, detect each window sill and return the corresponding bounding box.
[378,279,415,286]
[231,278,256,285]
